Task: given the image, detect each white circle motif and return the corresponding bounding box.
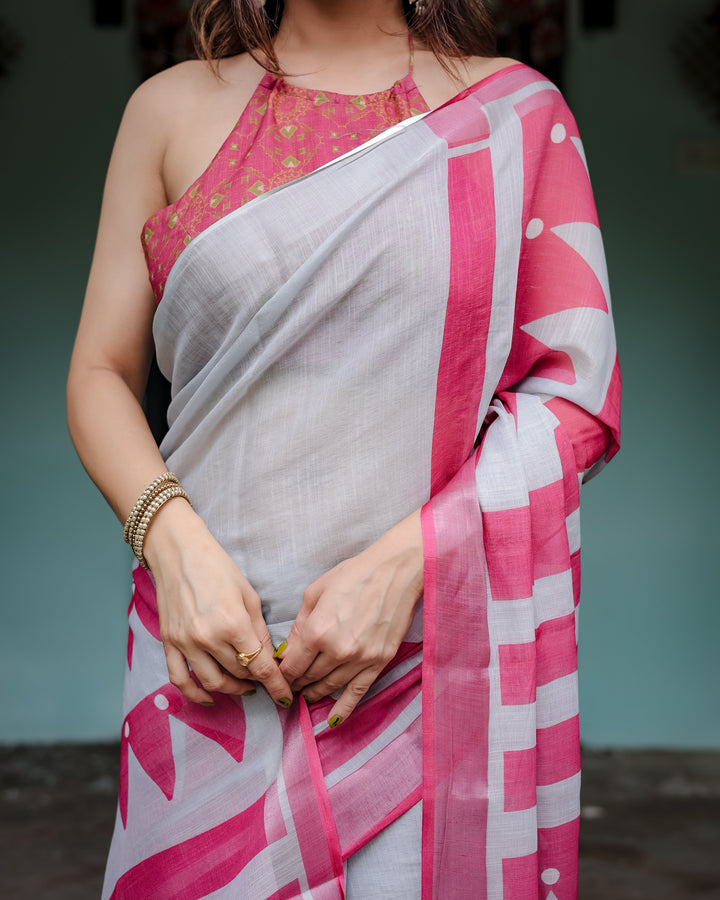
[124,722,130,738]
[551,123,567,143]
[541,868,560,885]
[526,218,544,239]
[154,694,169,710]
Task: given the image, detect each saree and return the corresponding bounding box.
[103,65,621,899]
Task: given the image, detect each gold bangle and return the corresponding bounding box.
[123,473,179,545]
[123,474,190,570]
[131,484,191,570]
[132,485,189,562]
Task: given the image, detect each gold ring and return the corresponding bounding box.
[235,644,263,667]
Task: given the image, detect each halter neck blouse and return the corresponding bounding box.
[142,44,430,302]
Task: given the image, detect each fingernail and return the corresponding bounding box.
[328,715,343,728]
[278,697,292,708]
[201,701,215,707]
[273,641,287,659]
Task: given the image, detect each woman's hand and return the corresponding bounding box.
[278,510,424,727]
[144,499,294,708]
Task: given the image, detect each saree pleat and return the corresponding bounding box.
[103,65,620,899]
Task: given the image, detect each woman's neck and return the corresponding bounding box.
[275,0,411,91]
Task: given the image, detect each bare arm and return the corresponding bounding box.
[67,77,168,520]
[67,69,292,708]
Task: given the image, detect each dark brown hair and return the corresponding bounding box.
[190,0,496,75]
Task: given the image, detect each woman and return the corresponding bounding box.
[67,0,621,897]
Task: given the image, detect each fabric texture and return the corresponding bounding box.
[103,62,620,900]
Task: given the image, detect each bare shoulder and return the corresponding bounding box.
[413,52,519,109]
[123,54,265,204]
[459,56,520,88]
[124,55,259,136]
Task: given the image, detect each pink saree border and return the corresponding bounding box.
[420,84,500,897]
[421,456,491,899]
[342,784,423,861]
[293,702,346,897]
[419,510,438,900]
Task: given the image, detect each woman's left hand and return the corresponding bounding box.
[278,509,424,727]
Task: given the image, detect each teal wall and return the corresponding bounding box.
[566,0,720,747]
[0,1,718,746]
[0,3,136,741]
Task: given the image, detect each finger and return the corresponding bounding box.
[300,659,364,703]
[219,635,274,683]
[183,647,257,697]
[276,581,320,664]
[326,666,382,727]
[164,643,214,704]
[287,628,375,691]
[238,643,294,708]
[277,612,323,683]
[242,588,276,656]
[279,640,322,686]
[285,596,313,644]
[290,652,342,692]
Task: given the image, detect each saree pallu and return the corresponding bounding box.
[103,65,621,899]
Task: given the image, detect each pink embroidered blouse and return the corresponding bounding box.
[142,58,429,302]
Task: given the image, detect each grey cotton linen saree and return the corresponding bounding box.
[103,65,621,899]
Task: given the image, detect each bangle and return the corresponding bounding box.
[123,472,179,545]
[131,484,191,569]
[123,473,191,570]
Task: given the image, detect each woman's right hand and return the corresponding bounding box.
[143,498,293,708]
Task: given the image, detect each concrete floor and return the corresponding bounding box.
[1,745,719,898]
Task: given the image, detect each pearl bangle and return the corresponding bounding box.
[123,472,179,544]
[123,474,191,570]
